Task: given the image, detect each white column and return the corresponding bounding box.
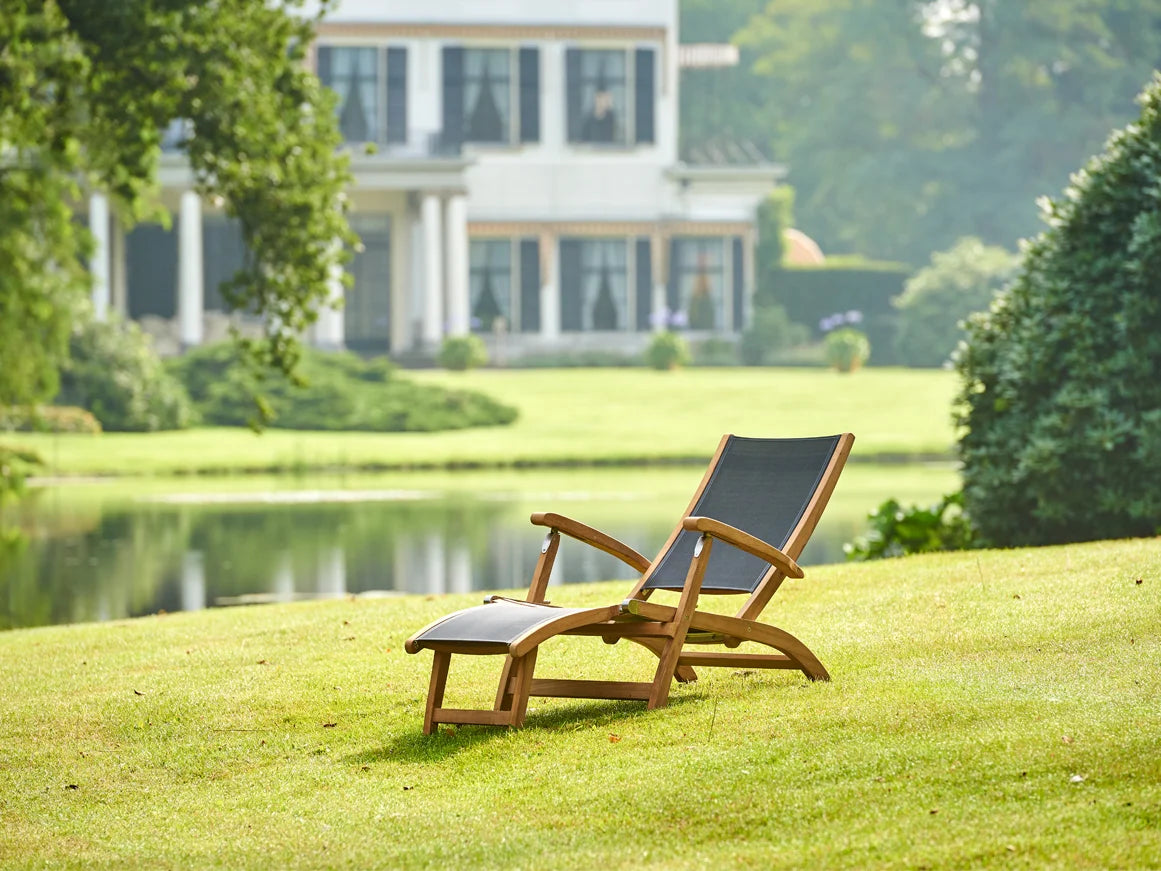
[539,233,559,340]
[88,194,111,321]
[444,193,470,336]
[541,43,565,149]
[315,259,346,350]
[424,533,446,594]
[110,215,128,317]
[421,193,444,346]
[178,191,204,347]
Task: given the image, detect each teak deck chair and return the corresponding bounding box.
[406,433,854,734]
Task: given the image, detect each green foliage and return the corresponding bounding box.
[824,328,871,372]
[755,187,795,275]
[956,74,1161,548]
[437,335,489,372]
[756,263,910,364]
[844,492,974,561]
[738,305,809,365]
[691,336,739,367]
[510,350,642,368]
[0,0,355,415]
[730,0,1161,264]
[0,406,102,435]
[169,343,516,432]
[643,331,692,370]
[55,312,193,432]
[0,444,41,504]
[894,238,1019,368]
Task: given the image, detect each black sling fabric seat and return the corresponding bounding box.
[405,433,855,734]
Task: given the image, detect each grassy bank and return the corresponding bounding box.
[1,538,1157,869]
[6,367,956,477]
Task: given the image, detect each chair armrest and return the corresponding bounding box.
[531,512,651,573]
[681,516,804,578]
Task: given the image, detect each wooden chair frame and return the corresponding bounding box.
[405,433,854,734]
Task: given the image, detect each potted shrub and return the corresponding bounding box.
[824,328,871,373]
[643,330,691,370]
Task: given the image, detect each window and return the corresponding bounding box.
[560,239,630,331]
[674,238,726,330]
[345,214,392,352]
[443,47,539,146]
[464,50,511,143]
[566,47,655,146]
[316,45,407,145]
[470,240,512,331]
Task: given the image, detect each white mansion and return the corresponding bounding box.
[85,0,782,357]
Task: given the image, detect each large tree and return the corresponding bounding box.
[0,0,355,409]
[955,74,1161,547]
[718,0,1161,263]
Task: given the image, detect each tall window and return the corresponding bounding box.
[568,50,626,144]
[560,239,630,332]
[345,214,391,352]
[566,47,655,146]
[317,45,407,145]
[463,50,511,143]
[323,47,379,143]
[469,240,512,331]
[675,238,726,330]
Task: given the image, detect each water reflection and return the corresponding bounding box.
[0,467,954,630]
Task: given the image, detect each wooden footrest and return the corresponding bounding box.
[529,678,652,701]
[677,652,796,669]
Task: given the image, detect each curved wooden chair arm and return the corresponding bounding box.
[531,512,651,573]
[681,516,803,578]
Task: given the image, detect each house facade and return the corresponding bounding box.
[85,0,782,358]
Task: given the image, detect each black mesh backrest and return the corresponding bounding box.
[643,435,841,594]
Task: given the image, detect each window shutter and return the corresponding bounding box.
[559,239,583,331]
[519,238,540,332]
[316,45,332,84]
[386,47,407,144]
[634,47,655,144]
[565,48,582,142]
[519,47,540,143]
[732,237,745,331]
[442,46,464,150]
[635,238,652,330]
[667,238,680,317]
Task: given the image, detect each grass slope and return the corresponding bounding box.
[6,368,956,476]
[1,538,1158,869]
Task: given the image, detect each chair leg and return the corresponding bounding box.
[507,650,538,727]
[494,655,517,711]
[646,637,685,710]
[423,651,451,735]
[630,637,698,683]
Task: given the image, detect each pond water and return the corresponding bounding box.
[0,464,956,630]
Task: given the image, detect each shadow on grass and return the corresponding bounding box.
[345,695,700,765]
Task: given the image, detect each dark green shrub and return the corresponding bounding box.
[438,335,488,371]
[0,406,102,434]
[0,444,42,504]
[643,330,691,370]
[894,238,1018,368]
[55,313,193,432]
[756,260,910,364]
[824,328,870,372]
[844,493,974,561]
[168,343,517,432]
[956,74,1161,547]
[738,305,809,365]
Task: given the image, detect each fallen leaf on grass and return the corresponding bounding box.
[322,722,337,728]
[1070,774,1086,783]
[65,784,78,790]
[608,734,622,743]
[1062,735,1075,744]
[133,689,145,696]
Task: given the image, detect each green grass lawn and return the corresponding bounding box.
[1,538,1157,869]
[6,367,957,477]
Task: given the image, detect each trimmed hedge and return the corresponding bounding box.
[756,261,911,365]
[168,343,517,432]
